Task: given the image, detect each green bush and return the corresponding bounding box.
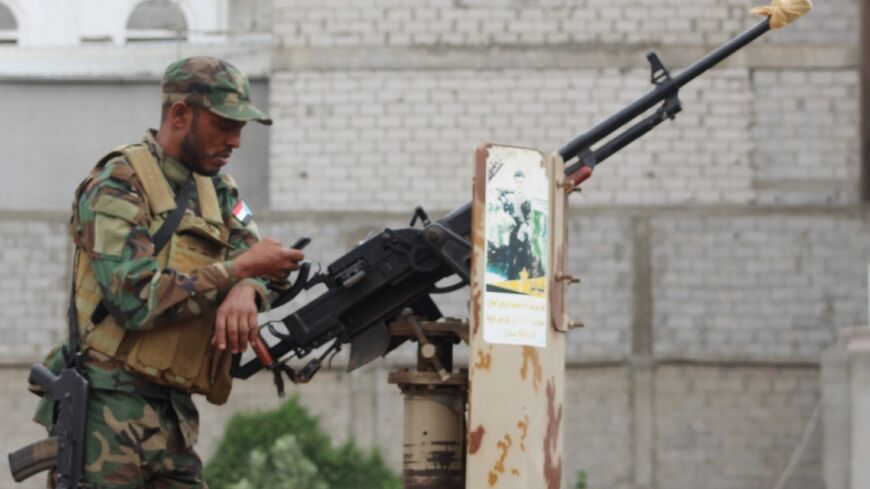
[574,469,588,489]
[204,396,401,489]
[228,434,329,489]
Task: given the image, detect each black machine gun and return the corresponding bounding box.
[233,19,776,392]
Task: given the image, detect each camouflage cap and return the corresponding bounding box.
[162,56,272,126]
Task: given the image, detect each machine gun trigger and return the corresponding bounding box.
[303,265,332,289]
[247,333,341,395]
[297,339,342,384]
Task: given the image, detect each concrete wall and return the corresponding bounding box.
[5,206,865,365]
[821,329,870,489]
[264,0,860,487]
[0,205,859,488]
[0,0,862,488]
[0,80,270,210]
[0,358,823,489]
[3,0,234,46]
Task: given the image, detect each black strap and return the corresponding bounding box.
[66,253,84,370]
[89,178,194,326]
[152,178,195,255]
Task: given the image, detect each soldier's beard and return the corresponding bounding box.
[180,127,220,177]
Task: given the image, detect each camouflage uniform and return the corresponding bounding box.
[34,57,274,489]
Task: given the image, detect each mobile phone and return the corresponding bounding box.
[291,236,311,250]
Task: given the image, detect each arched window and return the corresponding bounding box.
[126,0,188,43]
[0,2,18,45]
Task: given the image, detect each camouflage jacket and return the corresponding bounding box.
[36,130,271,444]
[72,130,270,329]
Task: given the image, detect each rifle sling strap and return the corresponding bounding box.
[86,177,194,329]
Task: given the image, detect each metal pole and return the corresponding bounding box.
[862,0,870,200]
[388,320,469,489]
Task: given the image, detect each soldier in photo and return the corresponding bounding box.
[31,57,303,488]
[489,169,542,282]
[502,170,534,281]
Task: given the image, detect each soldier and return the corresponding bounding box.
[32,57,302,488]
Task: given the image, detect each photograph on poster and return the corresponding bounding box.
[483,146,549,347]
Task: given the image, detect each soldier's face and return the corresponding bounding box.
[180,109,246,176]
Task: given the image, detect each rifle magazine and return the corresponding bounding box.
[8,436,58,482]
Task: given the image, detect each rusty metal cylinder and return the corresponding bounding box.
[402,388,465,489]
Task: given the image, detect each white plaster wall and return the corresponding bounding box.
[2,0,230,47]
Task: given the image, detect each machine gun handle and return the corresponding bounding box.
[251,335,274,368]
[251,335,294,397]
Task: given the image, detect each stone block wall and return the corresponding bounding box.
[654,365,821,489]
[0,214,69,363]
[0,0,861,488]
[270,68,763,210]
[265,0,860,487]
[752,70,860,204]
[651,212,870,359]
[269,52,858,212]
[0,205,861,488]
[0,360,820,489]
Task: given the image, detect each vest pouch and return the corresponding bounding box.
[166,219,230,386]
[171,220,236,404]
[203,347,233,405]
[124,225,229,392]
[165,309,216,382]
[75,250,126,357]
[124,327,183,382]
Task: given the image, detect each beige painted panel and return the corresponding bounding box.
[467,144,566,489]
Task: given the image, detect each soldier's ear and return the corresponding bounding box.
[167,102,194,130]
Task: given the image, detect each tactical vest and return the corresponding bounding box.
[73,145,233,405]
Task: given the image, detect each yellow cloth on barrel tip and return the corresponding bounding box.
[751,0,812,29]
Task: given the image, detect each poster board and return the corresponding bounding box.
[467,144,567,489]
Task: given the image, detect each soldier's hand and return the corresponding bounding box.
[213,283,260,354]
[233,238,304,280]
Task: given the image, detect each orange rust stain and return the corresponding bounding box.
[467,391,474,427]
[470,149,487,339]
[471,288,482,337]
[487,434,513,487]
[511,469,520,476]
[550,247,566,331]
[520,346,543,392]
[474,349,492,370]
[468,425,485,455]
[495,434,512,472]
[517,414,529,451]
[471,211,486,248]
[543,378,563,489]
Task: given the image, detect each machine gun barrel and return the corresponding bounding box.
[420,19,773,243]
[559,18,770,165]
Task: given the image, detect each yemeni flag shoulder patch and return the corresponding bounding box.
[233,200,253,225]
